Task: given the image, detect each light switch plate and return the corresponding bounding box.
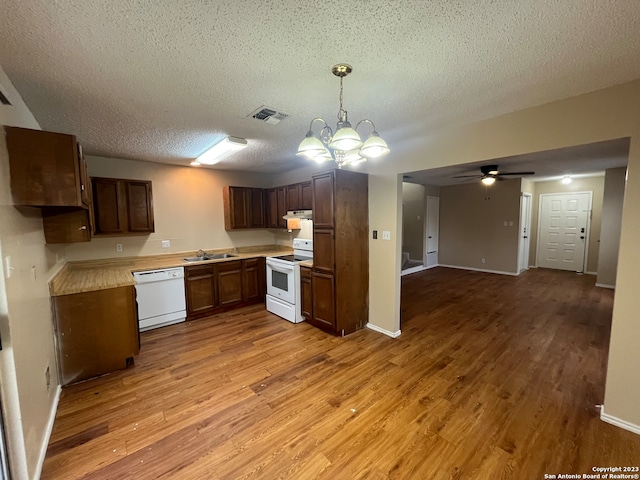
[382,231,391,240]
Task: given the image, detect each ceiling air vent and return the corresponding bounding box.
[249,106,288,125]
[0,84,12,106]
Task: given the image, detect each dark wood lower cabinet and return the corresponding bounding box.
[52,286,139,386]
[242,258,266,302]
[185,257,266,319]
[300,266,312,321]
[185,264,217,316]
[309,272,335,332]
[217,261,243,307]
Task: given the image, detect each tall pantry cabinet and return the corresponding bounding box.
[310,169,369,336]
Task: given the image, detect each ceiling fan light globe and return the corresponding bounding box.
[360,133,390,158]
[481,176,496,186]
[329,127,362,151]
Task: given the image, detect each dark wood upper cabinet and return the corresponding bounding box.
[276,186,287,228]
[300,181,312,210]
[249,188,266,228]
[287,183,300,211]
[312,172,335,229]
[92,177,154,235]
[5,126,90,208]
[266,188,279,228]
[223,186,266,230]
[126,181,155,232]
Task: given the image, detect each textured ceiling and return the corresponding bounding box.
[403,138,630,187]
[1,1,640,173]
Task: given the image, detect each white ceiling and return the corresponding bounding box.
[1,1,640,173]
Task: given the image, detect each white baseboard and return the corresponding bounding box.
[401,265,426,276]
[601,407,640,436]
[595,283,615,289]
[585,271,597,276]
[424,263,439,270]
[366,323,401,338]
[438,264,519,276]
[34,385,61,480]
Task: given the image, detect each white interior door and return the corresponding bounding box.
[426,196,439,268]
[518,193,532,273]
[537,192,592,272]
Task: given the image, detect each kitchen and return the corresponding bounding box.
[2,124,370,388]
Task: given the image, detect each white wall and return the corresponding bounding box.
[0,65,63,480]
[597,167,627,287]
[401,183,425,261]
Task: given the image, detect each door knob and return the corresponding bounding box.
[580,236,585,239]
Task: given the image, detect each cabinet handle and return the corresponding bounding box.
[79,225,87,230]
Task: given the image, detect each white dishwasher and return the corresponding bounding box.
[133,267,186,332]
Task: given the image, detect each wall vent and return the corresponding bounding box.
[249,106,288,125]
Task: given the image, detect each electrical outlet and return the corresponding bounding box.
[373,230,378,239]
[116,244,123,252]
[382,231,391,240]
[481,258,486,264]
[161,240,171,248]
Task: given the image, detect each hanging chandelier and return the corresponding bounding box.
[296,64,390,168]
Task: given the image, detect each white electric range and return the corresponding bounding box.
[265,238,313,323]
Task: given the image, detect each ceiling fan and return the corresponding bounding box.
[454,165,535,185]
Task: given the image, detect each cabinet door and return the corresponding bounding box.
[185,265,217,316]
[217,261,243,306]
[313,229,335,274]
[93,178,126,234]
[77,143,91,207]
[300,181,312,210]
[242,257,265,302]
[311,272,335,331]
[53,286,138,386]
[276,186,287,228]
[249,188,266,228]
[225,186,250,229]
[5,126,85,207]
[126,180,155,233]
[300,266,313,320]
[266,188,278,228]
[312,172,334,228]
[287,184,300,211]
[42,208,92,243]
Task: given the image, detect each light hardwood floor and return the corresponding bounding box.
[42,267,640,479]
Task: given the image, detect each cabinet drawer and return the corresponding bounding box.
[185,264,215,278]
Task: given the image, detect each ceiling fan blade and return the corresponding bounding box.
[453,174,482,178]
[495,171,535,176]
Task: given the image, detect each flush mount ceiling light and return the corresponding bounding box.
[296,64,390,169]
[196,136,248,165]
[561,175,572,184]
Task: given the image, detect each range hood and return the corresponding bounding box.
[282,210,313,220]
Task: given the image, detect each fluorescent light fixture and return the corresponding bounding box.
[196,136,247,165]
[561,175,572,185]
[190,160,201,166]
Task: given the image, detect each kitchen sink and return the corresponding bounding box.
[183,253,237,262]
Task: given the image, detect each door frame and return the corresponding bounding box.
[518,192,532,274]
[535,191,593,272]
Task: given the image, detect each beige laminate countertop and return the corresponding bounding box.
[50,245,292,297]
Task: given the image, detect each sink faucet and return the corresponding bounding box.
[197,249,205,257]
